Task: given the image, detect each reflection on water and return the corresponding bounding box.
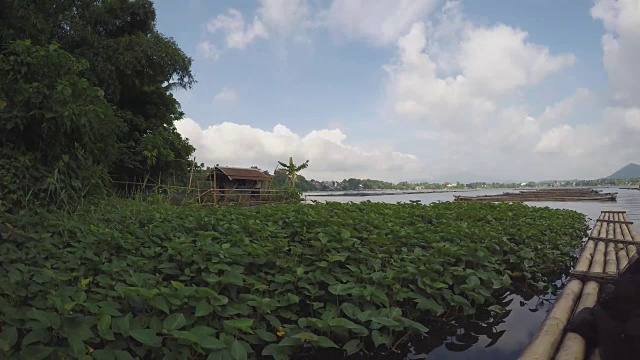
[305,187,640,358]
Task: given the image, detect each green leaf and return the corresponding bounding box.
[224,318,254,333]
[21,329,49,348]
[451,295,471,308]
[315,336,339,348]
[68,337,85,357]
[98,314,112,331]
[188,325,221,349]
[112,314,131,335]
[129,329,162,347]
[148,296,170,314]
[195,301,214,317]
[466,275,480,287]
[169,330,198,343]
[401,318,429,334]
[343,339,362,355]
[415,298,445,315]
[371,317,400,327]
[503,273,512,286]
[372,330,392,348]
[20,345,55,359]
[264,315,281,328]
[255,329,277,342]
[0,326,18,349]
[291,332,319,341]
[261,344,291,359]
[163,313,187,330]
[328,283,353,295]
[207,349,233,360]
[230,339,248,360]
[222,270,244,286]
[98,328,115,341]
[27,309,60,329]
[339,303,361,319]
[93,349,116,360]
[328,317,368,336]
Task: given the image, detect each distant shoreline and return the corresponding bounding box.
[304,189,477,197]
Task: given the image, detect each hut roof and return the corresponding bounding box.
[214,167,270,182]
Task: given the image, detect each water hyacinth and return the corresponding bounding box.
[0,199,588,359]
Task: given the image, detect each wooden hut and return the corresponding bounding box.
[208,167,270,193]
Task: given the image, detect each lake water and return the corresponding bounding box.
[304,188,640,359]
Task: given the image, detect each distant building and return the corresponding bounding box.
[208,166,270,192]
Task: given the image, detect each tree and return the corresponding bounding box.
[0,0,196,184]
[0,41,120,210]
[277,157,309,189]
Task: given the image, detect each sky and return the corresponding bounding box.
[155,0,640,183]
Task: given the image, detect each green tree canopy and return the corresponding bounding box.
[0,0,196,184]
[0,41,120,209]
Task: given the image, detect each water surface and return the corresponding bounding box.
[304,188,640,359]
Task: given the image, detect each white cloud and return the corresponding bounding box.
[175,118,421,181]
[538,88,591,125]
[196,40,219,60]
[534,124,574,154]
[214,88,238,102]
[591,0,640,105]
[381,2,605,181]
[384,3,575,129]
[206,9,269,49]
[258,0,311,38]
[458,25,576,95]
[325,0,440,46]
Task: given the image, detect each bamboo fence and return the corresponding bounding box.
[519,211,638,359]
[112,180,297,207]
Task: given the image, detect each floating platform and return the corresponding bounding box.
[454,188,617,203]
[519,211,638,359]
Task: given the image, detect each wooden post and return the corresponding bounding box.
[187,158,196,195]
[213,167,217,206]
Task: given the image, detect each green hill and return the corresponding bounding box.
[608,163,640,179]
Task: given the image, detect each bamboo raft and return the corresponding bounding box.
[455,188,617,202]
[519,210,638,359]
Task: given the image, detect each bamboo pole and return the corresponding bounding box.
[614,214,630,270]
[604,215,618,275]
[555,215,607,360]
[519,214,604,360]
[583,214,631,360]
[622,213,638,241]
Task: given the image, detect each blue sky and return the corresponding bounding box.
[156,0,640,182]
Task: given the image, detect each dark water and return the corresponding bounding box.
[304,188,640,359]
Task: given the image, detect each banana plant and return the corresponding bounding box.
[277,157,309,189]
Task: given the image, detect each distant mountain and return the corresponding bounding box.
[607,163,640,179]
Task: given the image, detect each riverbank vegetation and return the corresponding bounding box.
[1,0,195,212]
[271,174,640,193]
[0,200,588,359]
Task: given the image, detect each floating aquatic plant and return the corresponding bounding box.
[0,199,587,359]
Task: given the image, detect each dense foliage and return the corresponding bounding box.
[0,41,120,210]
[0,200,587,359]
[0,0,195,209]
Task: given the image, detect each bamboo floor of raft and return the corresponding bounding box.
[519,211,638,360]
